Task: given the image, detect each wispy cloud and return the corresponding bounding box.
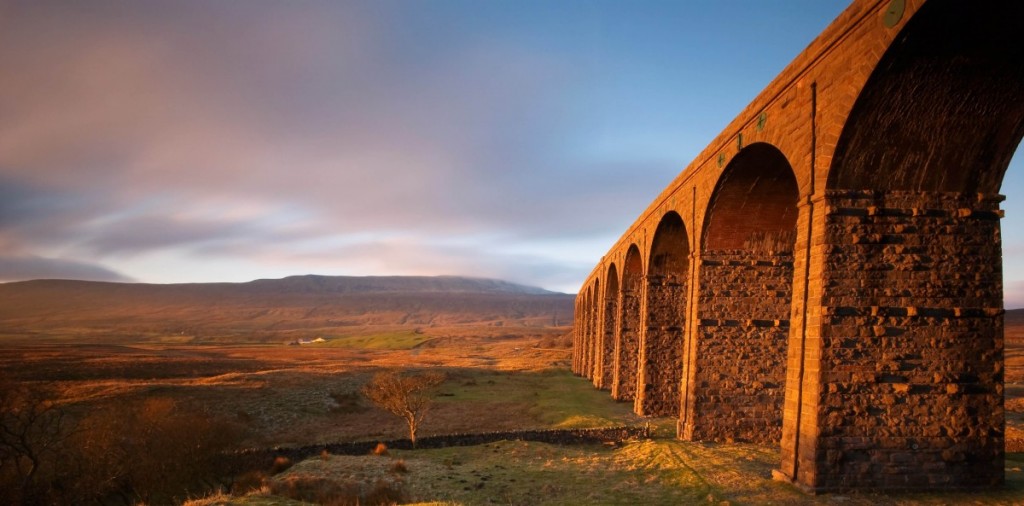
[0,255,133,283]
[22,1,1005,296]
[0,1,681,291]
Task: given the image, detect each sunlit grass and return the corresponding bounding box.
[435,369,637,428]
[259,441,1024,506]
[313,331,431,349]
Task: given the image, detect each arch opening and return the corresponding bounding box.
[613,245,644,401]
[637,212,691,416]
[687,143,798,443]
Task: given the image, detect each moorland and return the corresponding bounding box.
[2,276,1024,505]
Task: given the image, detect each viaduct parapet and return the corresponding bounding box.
[572,0,1024,492]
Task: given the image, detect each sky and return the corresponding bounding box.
[1,1,1022,304]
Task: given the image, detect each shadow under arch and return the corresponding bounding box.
[612,244,644,402]
[827,0,1024,193]
[636,211,690,416]
[684,142,798,443]
[792,0,1024,491]
[598,263,619,391]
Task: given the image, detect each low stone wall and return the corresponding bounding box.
[236,425,649,470]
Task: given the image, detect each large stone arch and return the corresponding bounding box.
[826,2,1024,194]
[780,0,1024,491]
[636,211,690,416]
[684,142,798,443]
[613,244,644,401]
[599,263,620,390]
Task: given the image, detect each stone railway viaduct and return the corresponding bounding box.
[572,0,1024,492]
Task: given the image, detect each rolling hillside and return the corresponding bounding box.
[0,275,575,343]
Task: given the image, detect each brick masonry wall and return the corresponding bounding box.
[815,189,1004,490]
[572,303,582,375]
[613,291,641,401]
[600,295,617,390]
[638,276,687,416]
[687,250,793,443]
[586,292,598,380]
[582,300,589,377]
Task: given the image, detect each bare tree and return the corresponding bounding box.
[0,381,74,504]
[361,371,445,447]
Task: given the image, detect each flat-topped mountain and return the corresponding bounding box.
[245,275,559,295]
[0,275,574,343]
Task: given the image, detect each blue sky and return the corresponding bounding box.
[1,1,1022,305]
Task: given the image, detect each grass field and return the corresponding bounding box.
[312,331,432,349]
[209,439,1024,506]
[5,320,1024,504]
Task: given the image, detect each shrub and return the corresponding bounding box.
[181,491,231,506]
[363,479,408,505]
[390,459,409,474]
[270,475,360,505]
[0,381,76,505]
[271,456,293,474]
[70,396,248,504]
[230,470,268,495]
[329,391,366,414]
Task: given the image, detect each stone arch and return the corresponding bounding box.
[799,0,1024,489]
[827,1,1024,194]
[703,143,799,252]
[599,263,620,390]
[613,244,644,401]
[686,142,798,443]
[637,211,690,416]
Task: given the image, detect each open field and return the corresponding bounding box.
[3,308,1024,503]
[1003,309,1024,445]
[0,327,591,449]
[249,439,1024,506]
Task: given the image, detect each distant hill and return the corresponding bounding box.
[0,275,574,343]
[245,275,559,295]
[1007,308,1024,325]
[1007,308,1024,346]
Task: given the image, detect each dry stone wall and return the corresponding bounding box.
[814,189,1004,490]
[687,250,793,443]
